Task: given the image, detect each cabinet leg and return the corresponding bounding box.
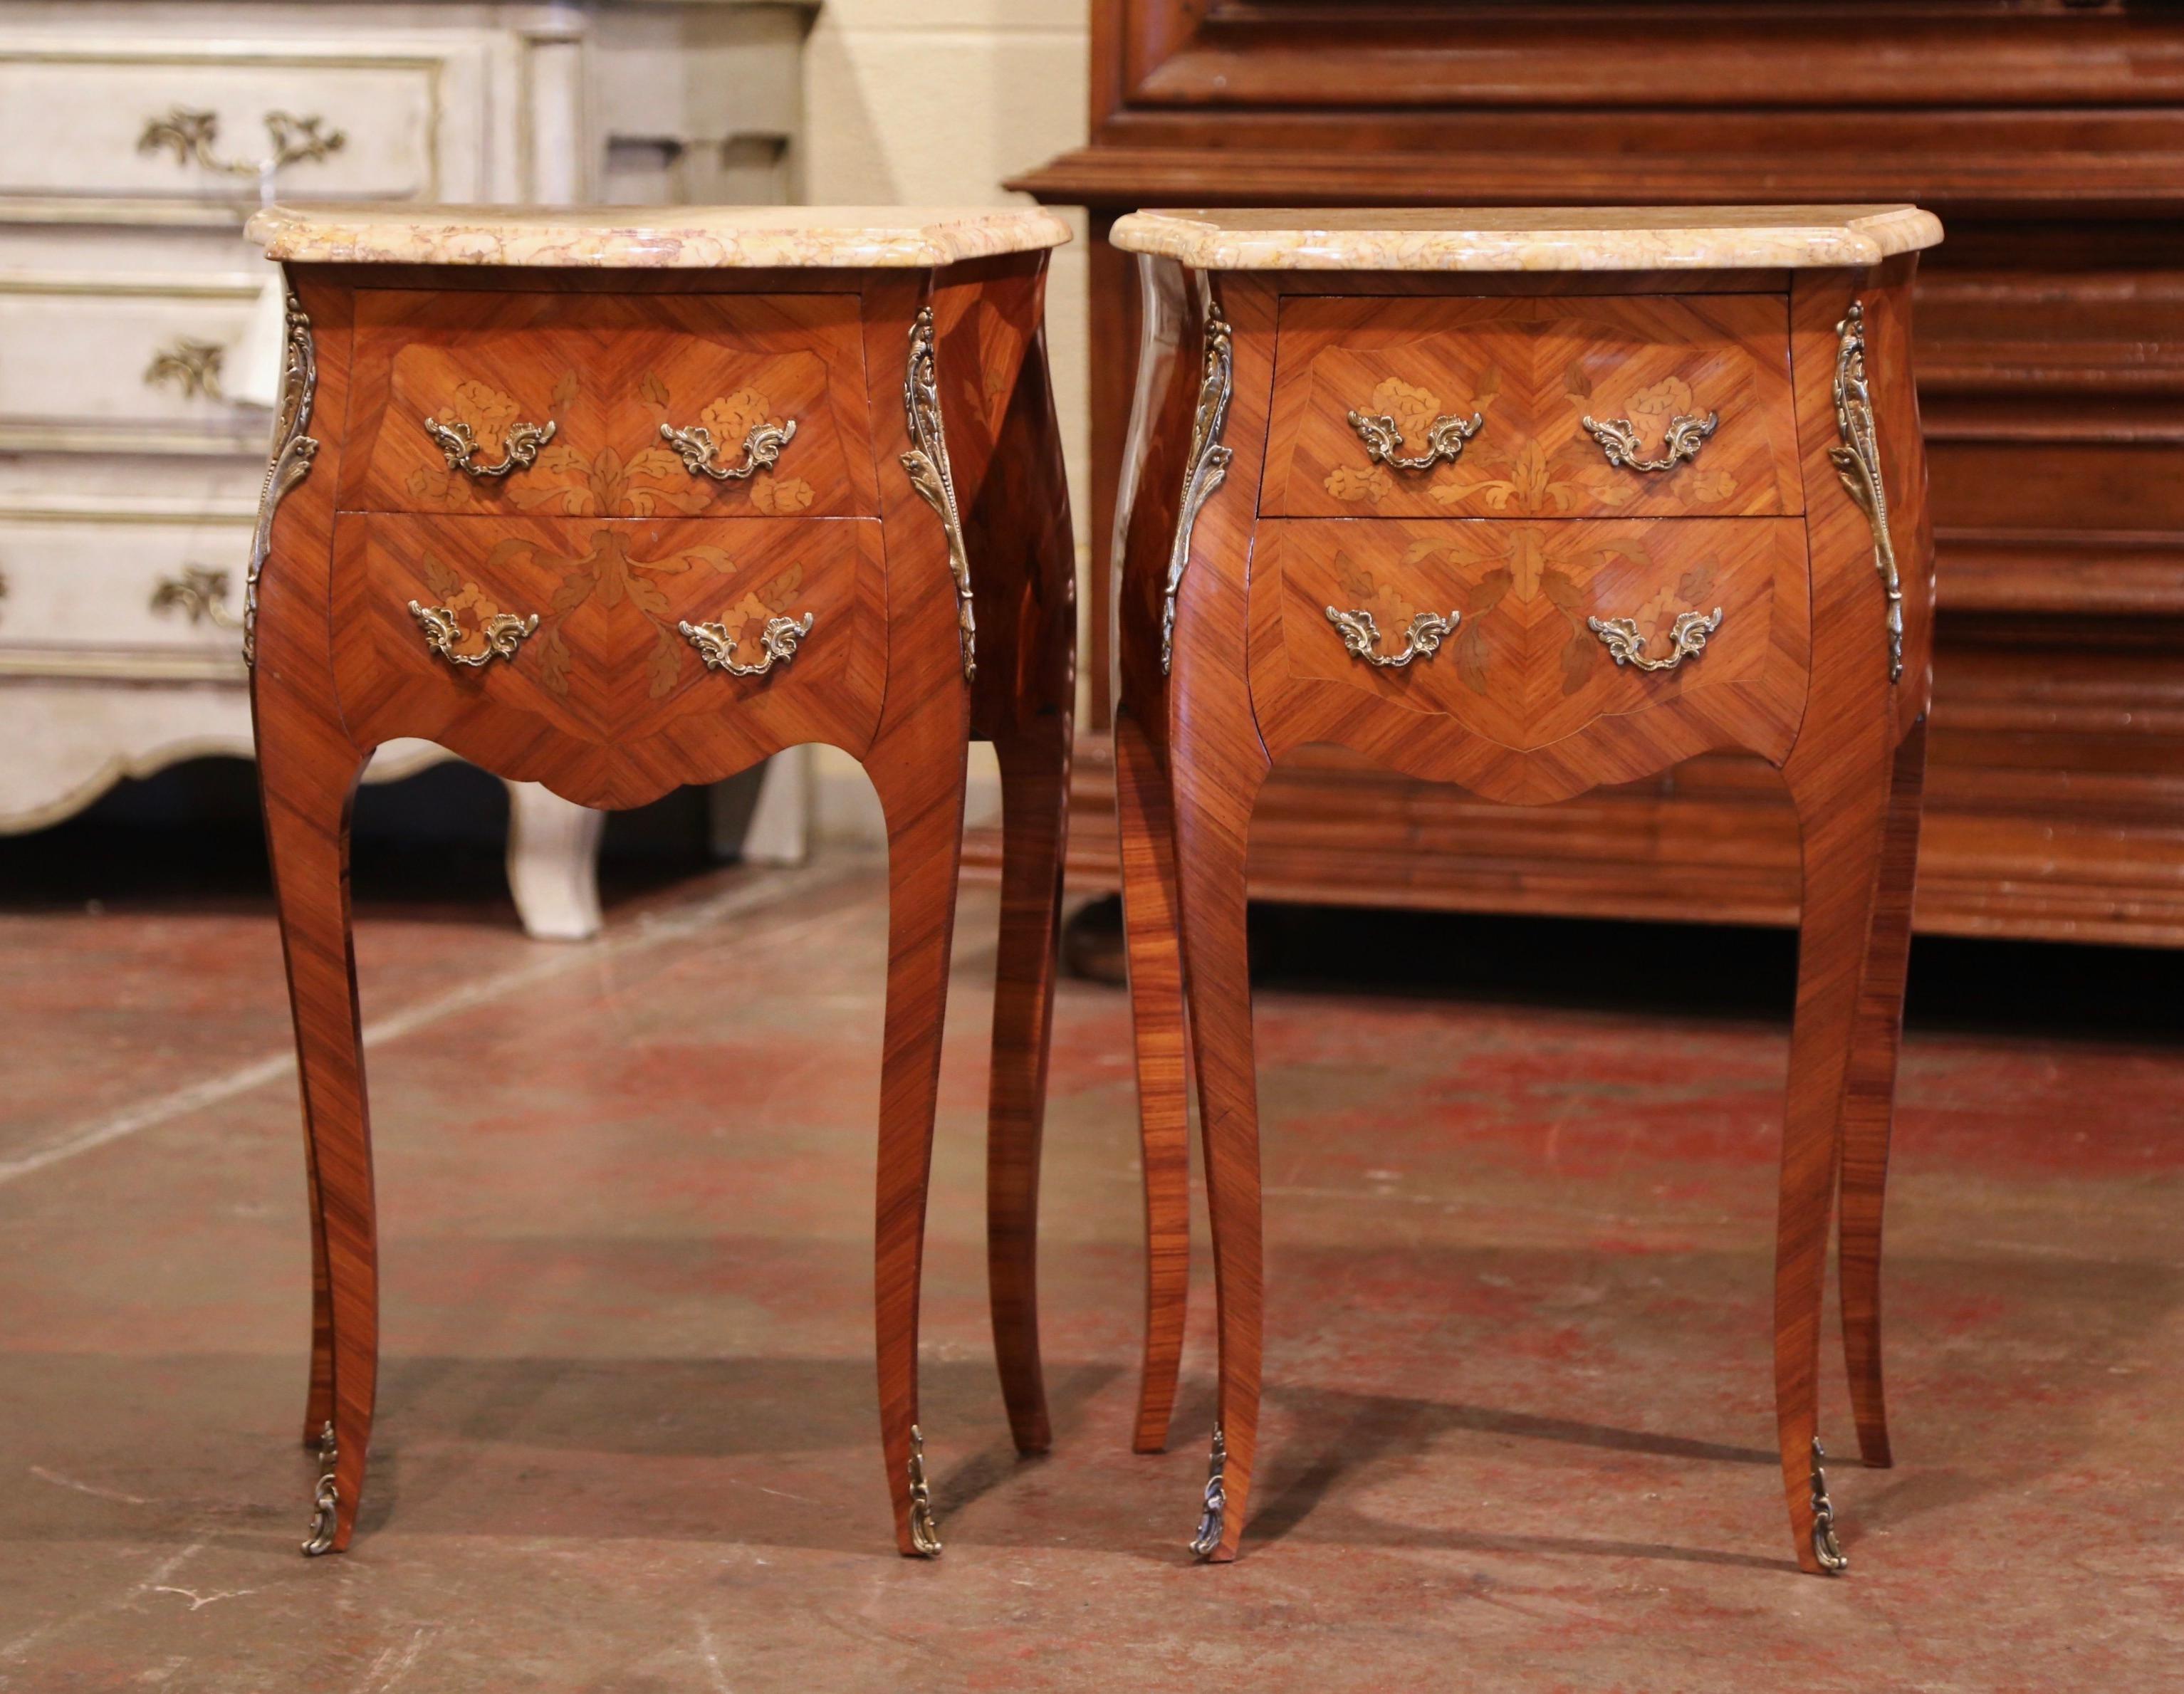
[1174,756,1266,1562]
[1839,718,1928,1470]
[259,718,377,1557]
[502,781,605,941]
[867,741,969,1557]
[986,726,1070,1455]
[1777,741,1893,1575]
[1116,710,1191,1454]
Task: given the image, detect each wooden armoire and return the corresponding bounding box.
[1008,0,2184,946]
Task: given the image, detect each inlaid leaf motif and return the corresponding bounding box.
[639,370,669,409]
[1451,440,1582,516]
[533,627,571,696]
[750,476,816,516]
[1456,622,1490,694]
[1563,362,1593,402]
[550,563,596,615]
[626,446,687,483]
[1540,568,1584,614]
[1470,567,1513,617]
[421,550,462,602]
[508,444,599,515]
[1579,464,1640,508]
[1335,551,1377,602]
[1687,469,1738,503]
[1505,441,1566,513]
[1678,558,1719,602]
[759,563,805,610]
[1473,365,1503,409]
[1560,629,1596,696]
[407,466,469,510]
[647,624,683,699]
[682,547,738,575]
[551,370,580,415]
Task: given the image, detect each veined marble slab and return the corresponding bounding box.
[1110,205,1942,273]
[249,204,1074,269]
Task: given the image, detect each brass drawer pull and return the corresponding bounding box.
[139,107,345,179]
[145,339,226,402]
[1326,605,1459,669]
[1347,407,1483,472]
[1582,410,1718,474]
[422,416,558,480]
[409,601,538,666]
[678,611,814,677]
[1587,607,1723,672]
[660,419,798,482]
[151,566,241,630]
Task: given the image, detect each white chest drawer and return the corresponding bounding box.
[0,43,491,204]
[0,278,267,449]
[0,505,254,675]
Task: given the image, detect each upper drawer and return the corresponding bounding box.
[1263,295,1802,521]
[340,291,879,519]
[0,48,466,203]
[0,280,265,451]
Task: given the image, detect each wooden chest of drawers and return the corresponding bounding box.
[1107,206,1940,1577]
[246,205,1079,1561]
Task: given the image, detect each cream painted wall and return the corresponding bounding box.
[800,0,1091,845]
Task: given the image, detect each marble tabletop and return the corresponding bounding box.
[248,204,1074,269]
[1109,205,1943,273]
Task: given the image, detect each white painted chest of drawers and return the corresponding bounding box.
[0,1,813,934]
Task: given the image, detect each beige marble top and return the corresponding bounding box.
[247,204,1073,269]
[1109,206,1942,273]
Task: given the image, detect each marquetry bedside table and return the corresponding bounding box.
[243,204,1077,1559]
[1109,206,1940,1573]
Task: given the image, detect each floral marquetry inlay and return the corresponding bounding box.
[417,530,800,701]
[405,371,815,516]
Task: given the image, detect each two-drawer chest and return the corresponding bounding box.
[1106,207,1941,1575]
[245,203,1077,1559]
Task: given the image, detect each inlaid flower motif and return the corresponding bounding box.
[418,552,509,661]
[1369,377,1443,445]
[1629,375,1696,422]
[1324,462,1392,505]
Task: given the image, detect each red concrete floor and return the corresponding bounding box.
[2,840,2181,1690]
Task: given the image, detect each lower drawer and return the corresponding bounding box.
[1249,516,1810,764]
[330,513,887,782]
[0,506,255,674]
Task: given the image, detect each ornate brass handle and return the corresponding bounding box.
[138,107,345,178]
[145,339,226,402]
[1326,605,1459,669]
[660,419,797,481]
[1587,607,1723,672]
[422,416,558,480]
[408,601,538,667]
[1347,407,1483,472]
[677,612,813,676]
[151,566,241,630]
[1829,301,1904,684]
[1582,410,1718,474]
